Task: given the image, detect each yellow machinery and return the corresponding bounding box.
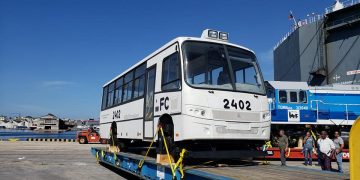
[350,116,360,180]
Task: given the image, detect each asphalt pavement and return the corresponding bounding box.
[0,141,350,180]
[0,141,129,180]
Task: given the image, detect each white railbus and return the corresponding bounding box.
[100,29,271,153]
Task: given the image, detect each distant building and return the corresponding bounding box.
[23,116,34,121]
[0,116,7,121]
[0,116,9,128]
[77,119,99,129]
[37,113,59,130]
[59,118,76,129]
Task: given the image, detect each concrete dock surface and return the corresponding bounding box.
[0,141,350,180]
[0,141,128,180]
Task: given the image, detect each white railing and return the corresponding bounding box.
[273,27,297,50]
[310,100,360,125]
[325,0,360,14]
[273,14,324,50]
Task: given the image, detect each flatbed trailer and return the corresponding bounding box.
[91,147,348,180]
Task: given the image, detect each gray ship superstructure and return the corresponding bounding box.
[273,0,360,85]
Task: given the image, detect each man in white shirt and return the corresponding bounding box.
[317,131,335,171]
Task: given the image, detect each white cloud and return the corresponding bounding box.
[42,81,75,87]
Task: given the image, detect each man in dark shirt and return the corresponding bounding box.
[333,131,344,173]
[278,129,289,166]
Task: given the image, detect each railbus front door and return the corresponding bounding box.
[143,65,156,140]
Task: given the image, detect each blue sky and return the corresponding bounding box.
[0,0,335,119]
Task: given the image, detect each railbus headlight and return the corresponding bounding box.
[262,112,271,120]
[201,29,229,42]
[219,32,229,41]
[208,30,218,38]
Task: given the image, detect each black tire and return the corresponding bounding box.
[79,137,87,144]
[157,114,177,158]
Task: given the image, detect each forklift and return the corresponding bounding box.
[77,127,101,144]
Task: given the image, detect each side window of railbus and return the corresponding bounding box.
[101,86,108,110]
[299,90,307,103]
[279,90,287,103]
[123,71,134,102]
[133,63,146,98]
[162,53,181,90]
[107,82,115,107]
[114,77,123,105]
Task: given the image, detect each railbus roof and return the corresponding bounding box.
[103,36,254,87]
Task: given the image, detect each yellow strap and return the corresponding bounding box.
[101,150,105,158]
[261,141,272,165]
[138,128,159,169]
[310,129,317,141]
[173,148,186,178]
[159,127,176,177]
[179,163,184,178]
[138,127,186,179]
[96,151,100,164]
[114,152,117,161]
[263,140,272,151]
[266,141,272,148]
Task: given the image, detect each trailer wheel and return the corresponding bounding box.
[79,137,87,144]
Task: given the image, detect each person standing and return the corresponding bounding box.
[316,132,322,166]
[317,131,335,171]
[303,131,315,166]
[333,131,344,173]
[278,129,289,166]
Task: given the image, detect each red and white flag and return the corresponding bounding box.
[289,11,294,20]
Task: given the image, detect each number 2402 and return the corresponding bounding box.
[223,99,251,110]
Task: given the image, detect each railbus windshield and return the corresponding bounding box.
[182,41,265,95]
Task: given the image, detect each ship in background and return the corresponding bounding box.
[273,0,360,86]
[264,1,360,159]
